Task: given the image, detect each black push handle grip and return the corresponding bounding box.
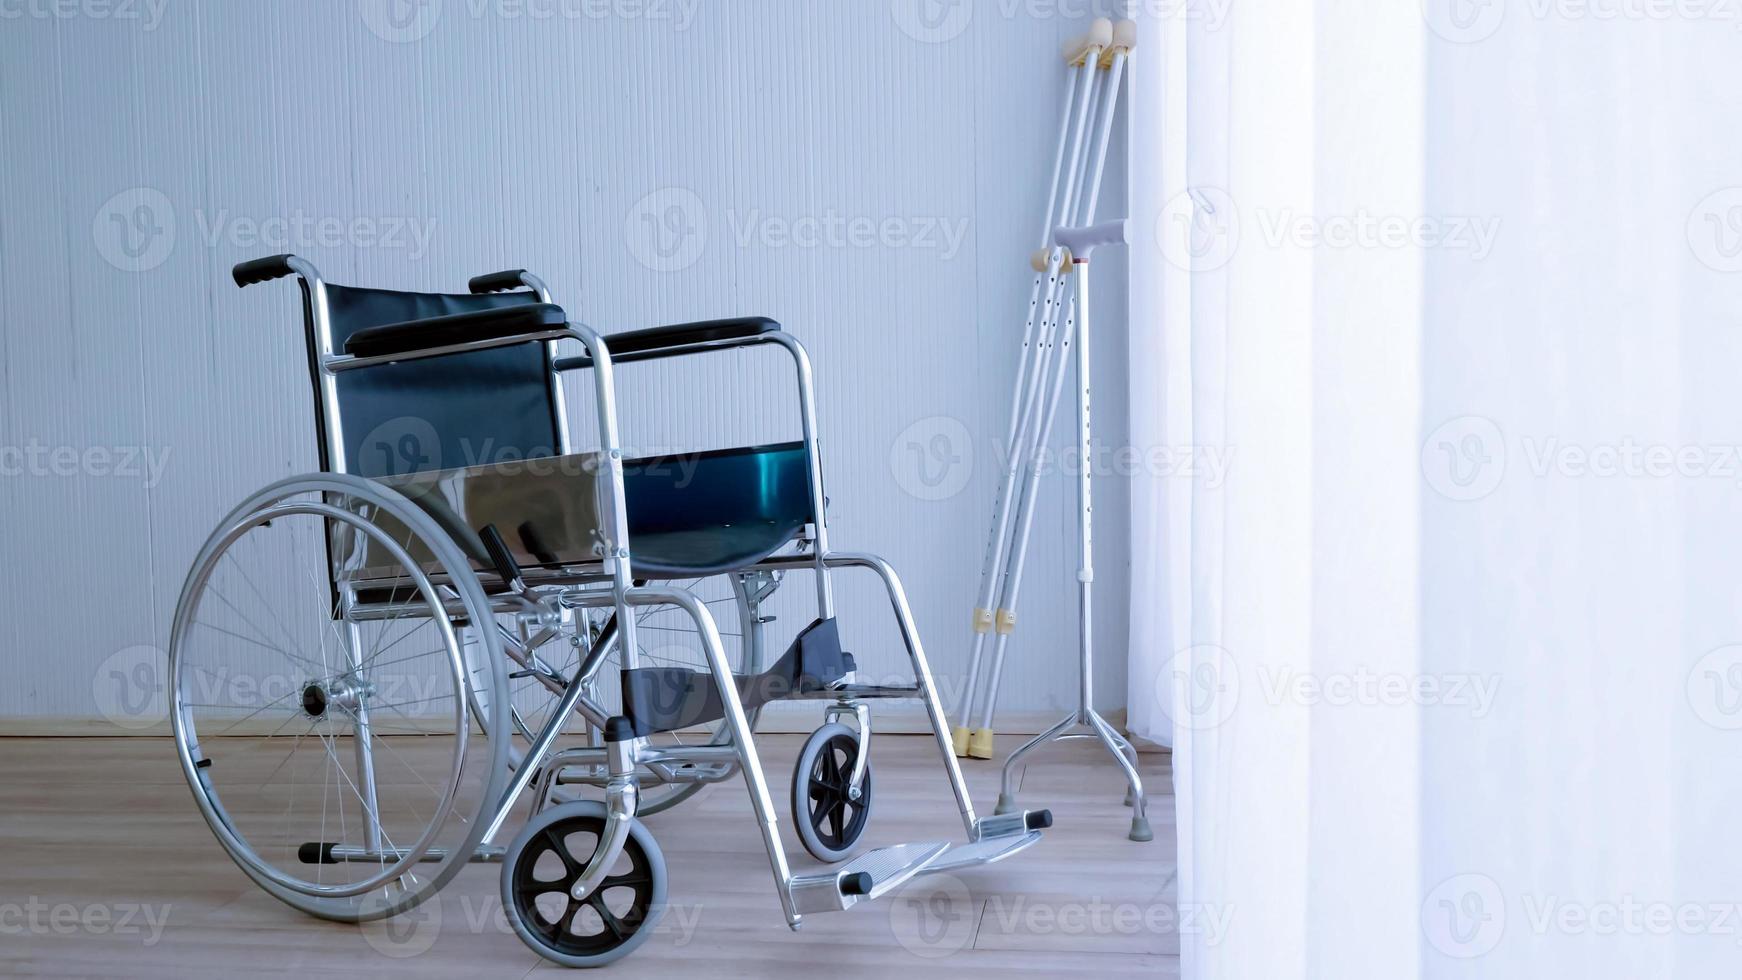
[468,269,530,294]
[232,254,298,288]
[478,524,524,589]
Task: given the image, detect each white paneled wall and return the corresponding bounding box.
[0,0,1130,728]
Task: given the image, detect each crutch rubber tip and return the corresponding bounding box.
[967,728,996,760]
[1024,809,1054,831]
[298,842,338,865]
[994,792,1018,816]
[1128,816,1154,843]
[951,726,972,757]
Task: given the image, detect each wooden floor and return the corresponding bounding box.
[0,734,1175,979]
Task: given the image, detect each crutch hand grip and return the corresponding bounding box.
[1062,17,1114,66]
[1051,219,1128,262]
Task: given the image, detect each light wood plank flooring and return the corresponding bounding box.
[0,735,1174,978]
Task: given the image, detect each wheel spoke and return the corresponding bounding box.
[588,896,628,940]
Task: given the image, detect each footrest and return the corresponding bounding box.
[789,840,949,914]
[973,807,1053,842]
[920,830,1044,875]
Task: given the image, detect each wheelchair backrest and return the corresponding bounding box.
[310,284,564,479]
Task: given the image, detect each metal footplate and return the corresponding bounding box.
[913,807,1052,874]
[789,841,950,913]
[973,807,1052,842]
[924,830,1044,874]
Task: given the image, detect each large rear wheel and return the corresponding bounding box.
[169,474,511,921]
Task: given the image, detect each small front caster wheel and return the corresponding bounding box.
[791,721,873,863]
[501,801,667,968]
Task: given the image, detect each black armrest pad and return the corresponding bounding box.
[344,304,568,358]
[553,316,781,370]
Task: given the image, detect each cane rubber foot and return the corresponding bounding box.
[995,792,1018,816]
[1128,815,1154,843]
[951,726,971,758]
[967,728,995,760]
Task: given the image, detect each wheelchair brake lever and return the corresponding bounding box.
[478,524,527,594]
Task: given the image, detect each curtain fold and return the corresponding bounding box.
[1136,6,1742,979]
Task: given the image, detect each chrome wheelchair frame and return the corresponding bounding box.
[169,255,1051,967]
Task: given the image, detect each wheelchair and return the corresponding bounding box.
[167,255,1053,967]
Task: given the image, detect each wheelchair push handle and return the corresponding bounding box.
[232,254,298,288]
[468,269,532,295]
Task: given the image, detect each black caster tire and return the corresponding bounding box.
[791,722,873,863]
[501,801,667,967]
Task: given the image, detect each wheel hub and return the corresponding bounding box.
[300,683,328,718]
[301,675,371,719]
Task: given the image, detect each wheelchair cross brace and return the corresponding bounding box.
[314,557,1050,929]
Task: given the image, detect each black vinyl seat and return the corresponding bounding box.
[319,284,810,577]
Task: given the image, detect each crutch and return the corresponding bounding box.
[992,217,1151,843]
[955,20,1136,760]
[951,17,1120,760]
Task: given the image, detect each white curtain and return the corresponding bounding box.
[1129,6,1742,979]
